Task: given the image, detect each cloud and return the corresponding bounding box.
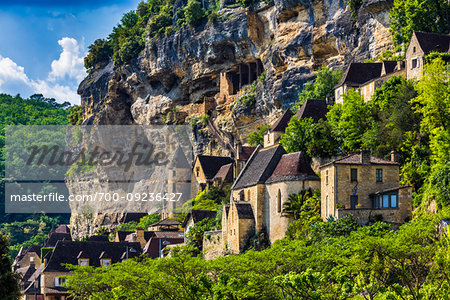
[0,37,85,104]
[48,37,86,82]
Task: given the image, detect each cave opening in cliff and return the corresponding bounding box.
[227,59,263,95]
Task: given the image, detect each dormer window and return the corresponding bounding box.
[101,259,112,267]
[54,277,66,287]
[78,258,89,266]
[413,46,416,53]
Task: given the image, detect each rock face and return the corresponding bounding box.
[72,0,394,238]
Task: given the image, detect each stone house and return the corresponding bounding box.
[182,209,217,236]
[319,150,412,225]
[13,245,42,271]
[334,61,405,103]
[192,155,234,195]
[406,31,450,80]
[21,241,142,300]
[143,231,184,258]
[147,218,181,232]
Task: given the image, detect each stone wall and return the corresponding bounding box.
[265,179,320,243]
[405,34,425,80]
[203,230,224,260]
[336,186,412,224]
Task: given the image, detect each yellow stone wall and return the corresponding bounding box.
[265,180,320,243]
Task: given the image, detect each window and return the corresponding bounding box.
[277,189,282,213]
[101,259,112,267]
[383,195,389,208]
[390,194,398,208]
[78,258,89,266]
[413,46,416,53]
[325,195,329,217]
[325,170,329,185]
[411,58,418,69]
[376,169,383,182]
[54,277,66,287]
[195,167,200,177]
[351,168,358,182]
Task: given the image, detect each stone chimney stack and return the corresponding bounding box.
[391,150,399,162]
[136,227,145,247]
[361,149,371,164]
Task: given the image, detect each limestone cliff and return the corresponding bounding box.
[71,0,394,238]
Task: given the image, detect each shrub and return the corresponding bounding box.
[185,0,205,27]
[84,39,112,71]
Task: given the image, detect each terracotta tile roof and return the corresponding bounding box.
[43,241,142,272]
[295,99,328,122]
[414,31,450,54]
[336,63,383,87]
[44,232,72,247]
[181,210,217,227]
[234,202,255,219]
[54,225,70,234]
[270,109,294,132]
[197,155,234,179]
[233,145,286,189]
[213,163,233,183]
[239,146,257,161]
[120,212,148,223]
[266,152,320,184]
[320,152,400,168]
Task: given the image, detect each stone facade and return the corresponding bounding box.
[41,271,70,300]
[265,180,320,243]
[405,33,426,80]
[202,230,224,260]
[320,150,412,224]
[15,252,41,270]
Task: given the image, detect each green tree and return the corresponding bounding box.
[68,105,83,125]
[0,233,20,300]
[248,125,269,147]
[83,39,112,71]
[389,0,450,49]
[280,117,314,154]
[291,67,342,112]
[184,0,205,27]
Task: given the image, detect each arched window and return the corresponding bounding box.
[277,189,282,213]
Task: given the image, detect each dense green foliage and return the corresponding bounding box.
[0,233,20,300]
[282,59,449,209]
[291,67,343,112]
[247,124,269,147]
[389,0,450,50]
[68,105,83,125]
[64,208,450,299]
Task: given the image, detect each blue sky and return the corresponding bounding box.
[0,0,140,104]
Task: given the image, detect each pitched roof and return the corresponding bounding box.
[87,235,109,242]
[170,146,191,169]
[149,218,180,227]
[120,212,148,223]
[381,61,399,75]
[234,202,255,219]
[369,185,412,196]
[43,241,142,272]
[44,232,72,247]
[124,231,155,243]
[143,236,184,258]
[266,152,320,184]
[26,245,42,255]
[295,99,328,122]
[116,231,133,242]
[270,109,294,132]
[233,144,286,190]
[54,225,70,234]
[239,146,256,161]
[213,163,233,183]
[181,210,217,227]
[336,63,383,87]
[16,264,36,283]
[196,155,234,179]
[414,31,450,54]
[320,152,400,168]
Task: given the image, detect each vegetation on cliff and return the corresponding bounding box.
[281,58,449,210]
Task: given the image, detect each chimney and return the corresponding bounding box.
[136,227,145,248]
[391,150,399,162]
[361,149,371,164]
